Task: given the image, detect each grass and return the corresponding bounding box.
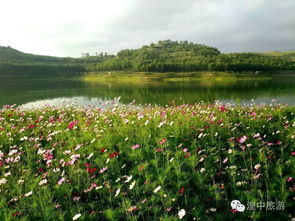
[0,102,294,220]
[82,72,272,84]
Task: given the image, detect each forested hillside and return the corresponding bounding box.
[1,40,295,74]
[0,46,108,74]
[87,40,295,73]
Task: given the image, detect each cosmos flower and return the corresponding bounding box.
[109,152,120,158]
[129,181,136,190]
[86,167,97,174]
[153,186,161,193]
[24,191,33,197]
[159,138,167,145]
[178,186,185,195]
[115,188,120,197]
[99,167,108,174]
[100,148,107,153]
[68,121,78,129]
[218,105,227,112]
[72,213,81,220]
[178,209,186,219]
[236,135,247,144]
[127,206,137,212]
[254,164,261,170]
[0,178,7,185]
[132,144,140,149]
[200,168,206,173]
[39,179,48,186]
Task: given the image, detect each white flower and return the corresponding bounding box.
[210,207,217,212]
[18,179,24,184]
[254,164,261,170]
[87,153,94,159]
[200,168,206,173]
[4,172,11,177]
[0,178,7,185]
[95,186,103,190]
[115,188,120,197]
[125,175,132,183]
[24,191,33,197]
[39,179,47,186]
[129,181,136,190]
[153,186,161,193]
[178,209,186,219]
[72,213,81,220]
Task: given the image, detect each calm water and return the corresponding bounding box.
[0,73,295,108]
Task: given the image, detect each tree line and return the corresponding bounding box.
[86,40,295,73]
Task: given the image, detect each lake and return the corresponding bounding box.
[1,73,295,108]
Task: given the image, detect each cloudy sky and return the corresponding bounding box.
[0,0,294,57]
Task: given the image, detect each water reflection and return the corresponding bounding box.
[0,73,295,107]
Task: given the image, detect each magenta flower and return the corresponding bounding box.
[68,120,78,129]
[218,105,227,112]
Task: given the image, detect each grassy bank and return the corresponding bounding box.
[0,103,294,220]
[82,72,272,84]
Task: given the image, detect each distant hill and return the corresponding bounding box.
[88,40,295,73]
[1,41,295,74]
[261,51,295,61]
[117,40,221,59]
[0,46,71,63]
[0,46,109,64]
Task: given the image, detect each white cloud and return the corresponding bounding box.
[0,0,294,57]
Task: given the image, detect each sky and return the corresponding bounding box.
[0,0,294,57]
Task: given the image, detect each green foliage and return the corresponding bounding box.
[87,40,295,73]
[0,103,294,220]
[1,41,295,75]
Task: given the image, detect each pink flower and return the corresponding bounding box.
[236,135,247,144]
[218,105,227,112]
[183,148,188,153]
[99,167,108,174]
[287,177,293,182]
[223,157,228,164]
[159,138,167,145]
[132,144,140,149]
[68,120,78,129]
[57,177,65,185]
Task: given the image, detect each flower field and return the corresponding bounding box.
[0,102,294,220]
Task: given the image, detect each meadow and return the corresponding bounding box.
[81,72,272,84]
[0,101,294,220]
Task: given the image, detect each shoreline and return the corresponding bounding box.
[81,71,293,83]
